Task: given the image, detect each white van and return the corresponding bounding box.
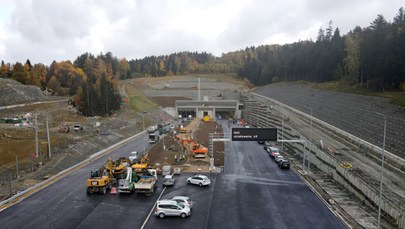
[162,165,172,176]
[162,175,175,186]
[155,200,191,218]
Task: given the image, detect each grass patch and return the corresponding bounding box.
[120,79,158,112]
[128,96,158,112]
[313,81,405,107]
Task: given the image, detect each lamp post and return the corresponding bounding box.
[375,112,386,229]
[304,106,313,171]
[141,111,147,131]
[162,130,165,150]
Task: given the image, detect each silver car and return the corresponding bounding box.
[162,175,175,186]
[187,174,211,186]
[171,196,193,209]
[155,200,191,218]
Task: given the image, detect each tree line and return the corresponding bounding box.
[0,54,121,117]
[236,7,405,91]
[0,7,404,116]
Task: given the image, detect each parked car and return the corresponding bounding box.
[270,151,280,159]
[155,200,191,218]
[187,174,211,187]
[268,147,280,157]
[279,160,290,169]
[173,167,181,175]
[171,196,193,209]
[274,155,284,163]
[263,142,273,152]
[257,141,265,144]
[73,124,83,131]
[163,175,175,186]
[128,151,139,163]
[162,165,172,176]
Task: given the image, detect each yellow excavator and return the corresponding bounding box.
[86,167,112,195]
[86,157,131,194]
[132,153,149,173]
[104,157,130,177]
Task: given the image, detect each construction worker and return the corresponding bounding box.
[174,154,178,163]
[182,154,186,162]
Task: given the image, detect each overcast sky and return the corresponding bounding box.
[0,0,403,65]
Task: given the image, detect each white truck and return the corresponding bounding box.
[147,126,160,144]
[134,169,157,194]
[118,167,135,194]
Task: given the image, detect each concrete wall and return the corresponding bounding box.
[243,93,405,228]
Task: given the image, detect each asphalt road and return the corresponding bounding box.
[0,122,346,229]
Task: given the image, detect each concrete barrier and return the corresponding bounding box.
[247,92,405,228]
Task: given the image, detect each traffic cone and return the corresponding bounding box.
[110,187,117,195]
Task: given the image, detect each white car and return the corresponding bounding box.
[162,175,175,186]
[171,196,193,209]
[155,200,191,218]
[173,167,181,175]
[129,151,139,163]
[187,175,211,187]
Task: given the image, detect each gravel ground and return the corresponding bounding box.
[0,78,61,106]
[255,83,405,158]
[142,76,244,101]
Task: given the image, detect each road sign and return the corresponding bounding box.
[231,128,277,141]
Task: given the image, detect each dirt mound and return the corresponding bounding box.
[0,78,59,106]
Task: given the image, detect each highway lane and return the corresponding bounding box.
[0,122,347,229]
[0,132,155,229]
[144,174,217,229]
[205,122,346,229]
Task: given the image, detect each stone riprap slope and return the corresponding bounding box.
[255,83,405,158]
[0,78,59,106]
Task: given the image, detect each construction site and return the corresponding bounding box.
[0,75,404,228]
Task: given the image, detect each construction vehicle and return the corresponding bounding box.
[86,167,112,195]
[179,125,187,133]
[118,167,136,193]
[105,157,130,175]
[203,116,210,122]
[134,168,157,194]
[178,136,208,158]
[148,126,160,143]
[132,153,149,173]
[59,124,70,133]
[190,143,208,158]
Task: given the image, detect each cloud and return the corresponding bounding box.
[0,0,404,64]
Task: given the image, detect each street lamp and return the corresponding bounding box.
[162,134,165,150]
[304,106,313,171]
[375,112,386,229]
[141,111,147,131]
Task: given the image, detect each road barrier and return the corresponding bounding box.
[245,92,405,228]
[0,130,147,211]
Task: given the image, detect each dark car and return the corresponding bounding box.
[263,144,271,151]
[274,155,284,163]
[279,160,290,169]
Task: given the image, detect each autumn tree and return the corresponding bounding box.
[11,62,29,84]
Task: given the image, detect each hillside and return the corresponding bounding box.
[0,78,62,106]
[255,82,405,157]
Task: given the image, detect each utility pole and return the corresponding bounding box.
[375,112,386,229]
[35,113,39,158]
[281,118,284,152]
[305,106,313,172]
[16,156,19,178]
[46,116,51,158]
[162,132,165,150]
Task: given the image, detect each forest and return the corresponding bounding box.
[0,7,404,116]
